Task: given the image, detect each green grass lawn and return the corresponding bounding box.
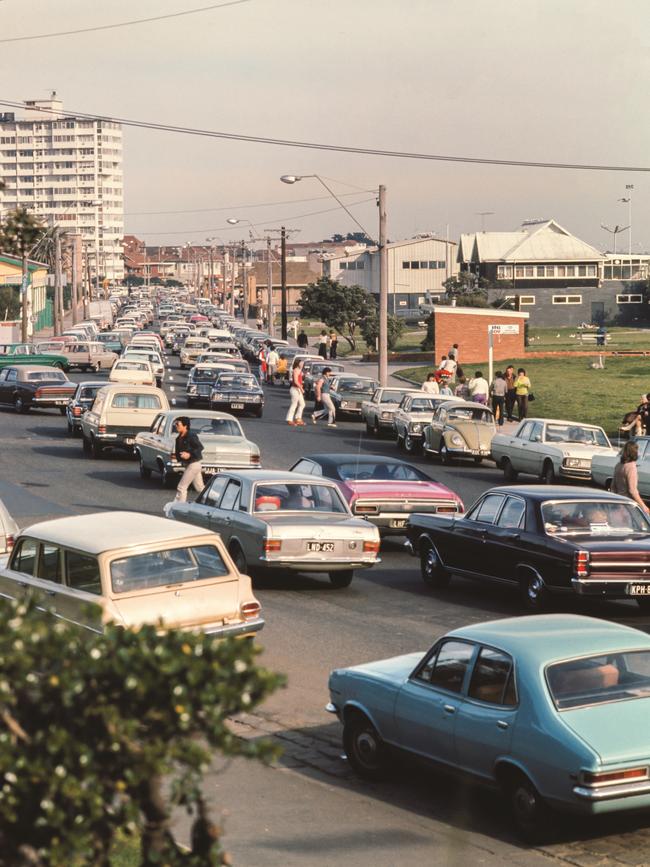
[289,319,426,357]
[397,356,650,437]
[528,325,650,352]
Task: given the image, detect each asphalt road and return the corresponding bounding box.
[2,351,650,867]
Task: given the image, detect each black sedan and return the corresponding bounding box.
[0,365,76,414]
[209,372,264,417]
[330,376,378,418]
[65,380,105,435]
[406,485,650,612]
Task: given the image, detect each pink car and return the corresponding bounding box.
[289,453,464,535]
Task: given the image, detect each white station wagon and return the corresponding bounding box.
[491,418,617,484]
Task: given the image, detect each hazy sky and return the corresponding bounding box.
[1,0,649,252]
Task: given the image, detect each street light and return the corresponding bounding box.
[227,218,260,322]
[619,185,634,279]
[280,174,388,386]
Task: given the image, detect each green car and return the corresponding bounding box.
[0,343,70,371]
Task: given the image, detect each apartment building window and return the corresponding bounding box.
[552,295,582,304]
[505,295,536,306]
[617,294,643,304]
[514,266,524,278]
[587,265,597,276]
[497,265,513,278]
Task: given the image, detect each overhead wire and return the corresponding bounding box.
[125,190,370,217]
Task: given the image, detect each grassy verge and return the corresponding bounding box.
[289,319,426,357]
[527,325,650,352]
[397,356,648,436]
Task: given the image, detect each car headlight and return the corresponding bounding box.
[563,457,591,469]
[450,433,464,447]
[188,385,197,394]
[409,423,422,433]
[380,411,392,419]
[211,391,225,399]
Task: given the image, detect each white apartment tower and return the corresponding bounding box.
[0,94,124,281]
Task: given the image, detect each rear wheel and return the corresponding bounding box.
[13,395,28,414]
[161,465,176,489]
[92,362,101,373]
[343,713,390,781]
[420,541,451,589]
[91,437,103,459]
[507,772,553,844]
[503,458,518,482]
[139,455,152,480]
[519,569,548,612]
[329,570,353,588]
[230,545,248,574]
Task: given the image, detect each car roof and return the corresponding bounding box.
[297,453,411,466]
[441,400,495,412]
[15,365,67,374]
[221,469,332,483]
[161,409,239,420]
[448,614,650,663]
[513,418,604,430]
[97,384,163,393]
[20,511,213,556]
[482,484,631,503]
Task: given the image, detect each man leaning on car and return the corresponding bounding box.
[174,416,204,502]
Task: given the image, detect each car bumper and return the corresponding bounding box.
[571,578,650,598]
[93,433,138,448]
[32,397,73,407]
[440,447,492,458]
[163,459,262,475]
[203,617,264,638]
[258,556,379,572]
[559,466,592,480]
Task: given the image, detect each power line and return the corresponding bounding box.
[0,98,646,173]
[0,0,251,44]
[125,190,369,217]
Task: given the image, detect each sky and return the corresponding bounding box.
[0,0,649,253]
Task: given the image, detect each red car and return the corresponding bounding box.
[289,454,464,535]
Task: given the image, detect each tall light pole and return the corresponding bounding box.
[476,211,495,232]
[601,223,629,256]
[619,186,634,279]
[280,174,387,385]
[228,217,260,320]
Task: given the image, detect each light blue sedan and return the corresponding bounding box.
[327,614,650,840]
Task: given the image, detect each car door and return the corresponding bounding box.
[3,367,18,403]
[138,413,165,469]
[0,368,10,403]
[0,536,38,601]
[523,421,546,475]
[451,493,506,576]
[208,478,241,543]
[394,640,476,764]
[427,406,445,453]
[453,646,517,780]
[504,421,535,473]
[482,494,527,582]
[365,389,380,424]
[55,549,105,634]
[189,474,229,529]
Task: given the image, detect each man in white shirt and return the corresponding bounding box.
[468,370,489,405]
[266,344,280,384]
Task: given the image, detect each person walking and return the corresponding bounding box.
[317,330,328,359]
[448,343,459,364]
[468,370,489,405]
[297,329,309,349]
[173,417,204,502]
[421,372,440,394]
[612,441,650,514]
[312,366,337,427]
[490,370,507,426]
[329,330,338,359]
[266,343,279,384]
[514,367,531,420]
[504,365,517,422]
[286,358,306,426]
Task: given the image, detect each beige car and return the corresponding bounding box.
[60,340,118,372]
[422,400,497,464]
[109,358,155,386]
[81,384,169,457]
[180,337,211,369]
[0,512,264,638]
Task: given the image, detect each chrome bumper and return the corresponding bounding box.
[571,578,650,597]
[203,617,264,638]
[573,780,650,801]
[258,556,379,571]
[559,467,592,480]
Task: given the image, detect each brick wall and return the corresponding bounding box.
[433,309,527,363]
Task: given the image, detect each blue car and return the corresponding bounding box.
[327,614,650,841]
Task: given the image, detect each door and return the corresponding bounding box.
[635,441,650,498]
[454,647,517,779]
[191,475,229,529]
[427,407,445,453]
[0,537,37,601]
[55,549,105,633]
[523,421,546,475]
[208,478,241,543]
[394,640,476,764]
[138,413,164,468]
[591,301,605,326]
[483,495,527,582]
[451,493,505,576]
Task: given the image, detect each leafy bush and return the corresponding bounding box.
[358,306,405,351]
[0,599,283,866]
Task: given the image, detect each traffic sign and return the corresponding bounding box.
[489,324,519,335]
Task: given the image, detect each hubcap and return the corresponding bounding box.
[425,549,436,577]
[356,730,378,767]
[514,785,537,824]
[527,575,543,601]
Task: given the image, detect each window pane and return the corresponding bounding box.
[220,481,241,511]
[468,647,514,704]
[110,545,228,593]
[474,494,505,524]
[12,538,37,575]
[38,544,61,583]
[410,261,420,269]
[420,261,428,269]
[66,551,101,595]
[402,261,410,269]
[498,497,526,529]
[428,641,475,693]
[578,265,587,276]
[428,261,437,269]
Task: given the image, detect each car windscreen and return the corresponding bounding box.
[410,399,435,411]
[447,408,493,423]
[542,500,650,537]
[547,650,650,709]
[184,417,242,436]
[215,375,257,389]
[80,385,102,399]
[339,379,376,393]
[544,424,609,447]
[336,461,429,482]
[380,391,408,404]
[110,544,229,593]
[26,371,67,382]
[193,369,220,381]
[253,483,348,514]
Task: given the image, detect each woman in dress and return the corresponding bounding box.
[514,367,531,420]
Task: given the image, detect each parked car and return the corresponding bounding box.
[209,372,265,417]
[0,498,18,558]
[330,376,379,419]
[303,360,346,399]
[393,393,456,454]
[65,380,106,436]
[289,454,464,534]
[361,387,411,436]
[423,400,496,464]
[0,512,263,639]
[0,365,76,414]
[165,470,380,588]
[81,384,169,458]
[0,343,69,371]
[186,363,236,406]
[591,435,650,495]
[405,484,650,611]
[109,358,156,387]
[327,614,650,840]
[135,410,261,487]
[60,340,118,372]
[491,418,617,484]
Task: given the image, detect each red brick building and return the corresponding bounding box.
[428,306,528,363]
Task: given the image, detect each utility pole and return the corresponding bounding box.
[230,243,236,315]
[20,252,29,343]
[266,237,274,337]
[71,235,79,325]
[378,185,388,387]
[84,243,92,318]
[280,226,288,339]
[53,227,63,336]
[241,240,248,323]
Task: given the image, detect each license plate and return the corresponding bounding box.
[231,403,244,410]
[390,519,408,528]
[307,542,335,552]
[627,584,650,596]
[124,437,135,445]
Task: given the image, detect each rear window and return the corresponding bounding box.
[184,417,242,437]
[110,544,229,593]
[111,393,162,409]
[27,371,67,382]
[547,650,650,709]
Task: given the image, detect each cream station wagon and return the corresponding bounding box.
[0,512,264,638]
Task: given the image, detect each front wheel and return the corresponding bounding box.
[541,460,555,485]
[404,433,419,454]
[343,714,390,781]
[420,542,451,589]
[329,570,353,588]
[139,455,152,480]
[503,458,518,482]
[161,465,176,489]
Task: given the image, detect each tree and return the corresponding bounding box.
[0,286,21,320]
[298,277,375,351]
[0,598,283,866]
[0,207,46,260]
[358,303,406,351]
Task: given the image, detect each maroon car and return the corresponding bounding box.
[0,365,76,414]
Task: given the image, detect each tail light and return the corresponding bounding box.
[363,540,380,553]
[354,504,379,515]
[251,454,261,464]
[73,406,82,416]
[263,539,282,553]
[98,425,106,434]
[5,535,14,552]
[582,767,648,787]
[241,601,261,621]
[35,388,42,398]
[436,505,458,514]
[574,550,590,578]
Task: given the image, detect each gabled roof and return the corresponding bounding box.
[502,220,603,262]
[475,232,527,261]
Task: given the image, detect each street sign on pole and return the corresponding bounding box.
[489,324,519,335]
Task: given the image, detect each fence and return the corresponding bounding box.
[33,299,53,332]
